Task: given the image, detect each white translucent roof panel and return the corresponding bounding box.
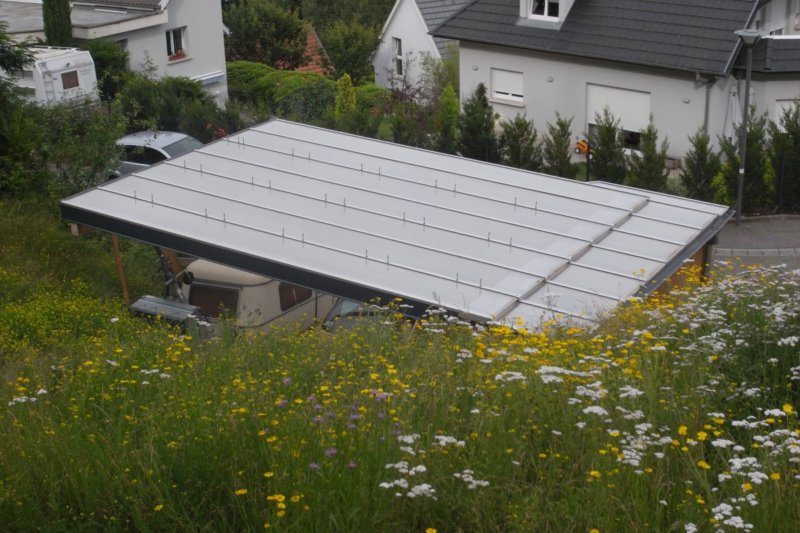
[573,247,663,278]
[61,119,730,328]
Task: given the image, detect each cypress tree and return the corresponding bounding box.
[456,83,499,162]
[627,117,669,192]
[588,108,627,183]
[43,0,73,47]
[680,129,721,202]
[542,113,579,178]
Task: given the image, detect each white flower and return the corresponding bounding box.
[582,405,609,417]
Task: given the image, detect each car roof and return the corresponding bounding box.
[116,131,195,149]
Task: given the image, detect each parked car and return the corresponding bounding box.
[112,131,203,178]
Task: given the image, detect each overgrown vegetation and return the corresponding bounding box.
[1,202,799,532]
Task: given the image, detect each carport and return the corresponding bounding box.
[60,119,731,328]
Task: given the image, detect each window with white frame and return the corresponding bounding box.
[531,0,559,18]
[166,27,187,59]
[491,68,524,104]
[392,37,403,76]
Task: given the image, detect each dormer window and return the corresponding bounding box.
[532,0,559,19]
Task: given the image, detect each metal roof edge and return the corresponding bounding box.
[59,202,444,320]
[636,208,734,296]
[721,0,763,78]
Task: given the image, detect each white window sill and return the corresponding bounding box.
[491,97,525,108]
[167,55,192,64]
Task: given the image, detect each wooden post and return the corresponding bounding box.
[111,235,130,305]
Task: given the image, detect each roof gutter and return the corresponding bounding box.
[722,0,766,77]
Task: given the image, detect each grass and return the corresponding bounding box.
[1,200,799,532]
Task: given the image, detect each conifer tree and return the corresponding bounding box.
[542,113,579,178]
[456,83,499,162]
[588,108,626,183]
[43,0,72,47]
[680,129,721,202]
[434,84,459,154]
[627,117,669,192]
[499,114,543,171]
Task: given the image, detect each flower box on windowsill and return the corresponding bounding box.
[168,51,188,62]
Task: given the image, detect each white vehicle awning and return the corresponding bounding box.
[61,119,731,327]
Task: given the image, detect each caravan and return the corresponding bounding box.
[3,46,99,105]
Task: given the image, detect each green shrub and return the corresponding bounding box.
[275,75,335,123]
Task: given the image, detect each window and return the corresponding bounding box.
[531,0,559,18]
[166,27,186,59]
[189,284,239,318]
[61,70,79,90]
[491,68,524,104]
[769,28,784,36]
[392,37,403,76]
[279,283,312,311]
[123,146,167,165]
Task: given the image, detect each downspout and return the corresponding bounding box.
[702,75,717,135]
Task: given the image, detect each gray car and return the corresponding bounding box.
[113,131,203,178]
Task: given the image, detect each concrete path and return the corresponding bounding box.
[711,215,800,270]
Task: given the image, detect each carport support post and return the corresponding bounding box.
[111,235,130,305]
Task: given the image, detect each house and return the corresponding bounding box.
[372,0,470,89]
[294,22,333,77]
[433,0,800,160]
[61,119,731,330]
[0,0,227,105]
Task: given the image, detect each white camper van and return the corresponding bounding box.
[179,259,338,332]
[4,46,99,105]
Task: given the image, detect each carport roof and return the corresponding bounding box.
[61,119,730,327]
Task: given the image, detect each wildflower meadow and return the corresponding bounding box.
[1,202,799,532]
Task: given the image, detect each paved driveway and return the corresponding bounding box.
[711,215,800,270]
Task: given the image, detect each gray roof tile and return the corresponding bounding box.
[744,37,800,73]
[433,0,759,76]
[416,0,472,55]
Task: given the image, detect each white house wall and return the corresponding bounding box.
[460,42,742,160]
[373,0,440,89]
[115,0,228,105]
[757,0,800,35]
[752,74,800,124]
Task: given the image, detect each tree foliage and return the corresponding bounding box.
[680,129,720,202]
[43,0,72,47]
[334,73,356,126]
[297,0,394,30]
[320,21,380,84]
[718,111,772,213]
[117,74,242,143]
[627,117,669,192]
[588,108,627,183]
[79,39,130,100]
[419,44,459,106]
[542,113,578,179]
[457,83,499,162]
[434,85,459,154]
[224,0,307,68]
[769,103,800,212]
[498,114,543,172]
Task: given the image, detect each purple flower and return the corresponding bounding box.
[309,462,320,471]
[277,399,288,408]
[348,460,358,470]
[312,415,325,424]
[325,447,338,457]
[282,377,292,385]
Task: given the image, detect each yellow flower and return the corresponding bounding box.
[235,489,248,496]
[589,470,601,478]
[678,425,688,436]
[263,471,274,478]
[696,460,711,470]
[426,529,437,533]
[742,482,753,491]
[154,504,164,512]
[590,529,600,533]
[770,472,781,481]
[696,431,708,442]
[783,404,795,415]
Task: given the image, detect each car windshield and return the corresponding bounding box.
[162,136,203,158]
